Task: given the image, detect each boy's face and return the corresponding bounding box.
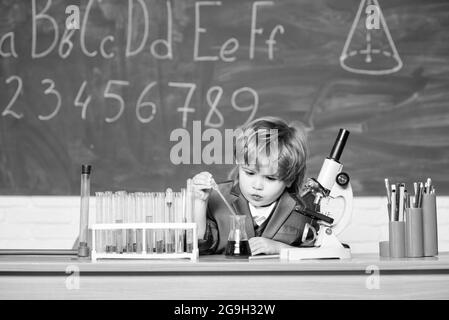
[238,161,288,208]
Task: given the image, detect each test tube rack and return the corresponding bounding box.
[90,222,198,262]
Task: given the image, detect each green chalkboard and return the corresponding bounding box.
[1,0,448,196]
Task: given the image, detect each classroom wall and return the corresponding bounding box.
[2,0,449,197]
[0,196,448,254]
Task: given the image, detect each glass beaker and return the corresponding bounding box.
[225,215,251,259]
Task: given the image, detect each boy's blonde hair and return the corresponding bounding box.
[229,116,309,196]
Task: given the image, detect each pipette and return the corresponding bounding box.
[211,179,237,216]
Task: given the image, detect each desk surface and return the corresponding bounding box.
[1,253,449,299]
[0,252,448,273]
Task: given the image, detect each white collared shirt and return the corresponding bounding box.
[249,202,277,226]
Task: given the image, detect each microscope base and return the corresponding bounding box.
[280,246,351,261]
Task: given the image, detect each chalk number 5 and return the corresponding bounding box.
[104,80,130,123]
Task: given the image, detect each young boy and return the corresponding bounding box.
[192,117,317,255]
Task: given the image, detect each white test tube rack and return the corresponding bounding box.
[90,222,198,262]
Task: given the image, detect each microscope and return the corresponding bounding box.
[280,129,353,260]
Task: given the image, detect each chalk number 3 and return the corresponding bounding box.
[2,76,61,121]
[39,79,62,120]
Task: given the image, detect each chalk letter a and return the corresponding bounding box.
[0,32,18,58]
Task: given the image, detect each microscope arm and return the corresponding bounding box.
[293,204,334,225]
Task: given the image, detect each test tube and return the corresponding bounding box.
[104,191,113,252]
[108,193,114,253]
[95,192,104,253]
[180,188,187,253]
[120,191,128,252]
[98,193,106,253]
[145,193,154,253]
[165,188,175,253]
[135,192,144,253]
[173,192,178,253]
[101,193,108,253]
[78,165,91,257]
[115,191,127,254]
[152,193,158,252]
[175,192,184,253]
[127,193,136,253]
[155,192,165,253]
[111,193,119,253]
[185,180,194,253]
[122,193,128,253]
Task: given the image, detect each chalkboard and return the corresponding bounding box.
[1,0,448,196]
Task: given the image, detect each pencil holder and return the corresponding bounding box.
[405,208,424,258]
[422,193,438,256]
[379,241,390,258]
[389,221,405,258]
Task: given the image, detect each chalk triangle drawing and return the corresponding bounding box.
[340,0,403,75]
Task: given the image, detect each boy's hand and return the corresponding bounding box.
[248,237,291,255]
[192,171,215,202]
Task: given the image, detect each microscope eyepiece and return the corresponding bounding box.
[329,129,350,162]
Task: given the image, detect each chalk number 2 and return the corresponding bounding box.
[2,76,24,119]
[2,76,61,121]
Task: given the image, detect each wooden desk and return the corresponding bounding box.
[1,253,449,299]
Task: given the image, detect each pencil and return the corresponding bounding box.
[384,178,391,205]
[398,184,404,221]
[418,182,424,207]
[391,185,396,221]
[385,178,391,220]
[413,182,418,207]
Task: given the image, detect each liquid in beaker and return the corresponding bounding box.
[225,215,251,259]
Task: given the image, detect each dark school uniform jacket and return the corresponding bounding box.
[198,181,318,255]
